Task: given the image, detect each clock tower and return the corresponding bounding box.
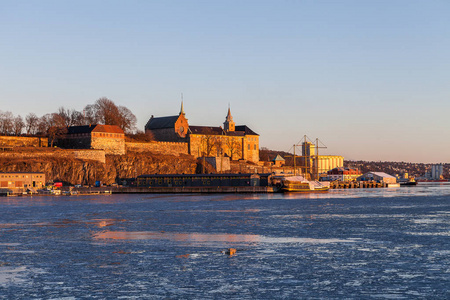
[175,101,189,138]
[223,107,235,132]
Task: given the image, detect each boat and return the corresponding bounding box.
[398,178,418,186]
[0,189,11,197]
[281,176,330,192]
[399,180,418,186]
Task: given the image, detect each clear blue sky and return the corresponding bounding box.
[1,0,449,163]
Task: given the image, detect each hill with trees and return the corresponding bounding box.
[0,97,138,139]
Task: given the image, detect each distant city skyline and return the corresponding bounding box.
[1,1,449,163]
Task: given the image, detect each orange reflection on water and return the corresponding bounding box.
[91,219,124,228]
[0,219,126,229]
[93,231,261,243]
[93,231,354,245]
[166,209,261,213]
[0,223,20,228]
[209,209,261,213]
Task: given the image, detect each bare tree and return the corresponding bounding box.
[12,115,24,136]
[47,125,67,147]
[84,104,98,125]
[56,107,72,127]
[83,97,137,133]
[37,114,55,135]
[25,113,40,135]
[56,107,85,127]
[52,112,66,128]
[203,136,216,156]
[70,110,84,126]
[0,111,14,135]
[226,137,242,160]
[215,136,225,157]
[94,97,121,125]
[43,113,68,147]
[118,105,137,133]
[199,128,219,157]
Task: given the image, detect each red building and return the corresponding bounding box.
[327,167,362,181]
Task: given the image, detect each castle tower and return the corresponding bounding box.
[223,106,235,132]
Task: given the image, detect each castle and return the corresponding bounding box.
[145,104,260,163]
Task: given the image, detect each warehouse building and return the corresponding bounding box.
[0,172,46,190]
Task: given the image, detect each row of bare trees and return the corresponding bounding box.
[0,97,138,137]
[199,132,243,159]
[0,111,25,136]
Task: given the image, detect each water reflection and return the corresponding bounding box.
[1,187,448,298]
[165,209,261,213]
[0,266,46,286]
[93,231,354,245]
[0,219,125,229]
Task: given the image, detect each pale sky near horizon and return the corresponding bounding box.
[1,1,449,163]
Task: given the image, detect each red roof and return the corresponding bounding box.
[91,124,124,134]
[67,124,124,134]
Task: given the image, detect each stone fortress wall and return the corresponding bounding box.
[126,141,188,156]
[91,136,126,155]
[0,136,48,148]
[71,150,106,163]
[0,148,106,163]
[0,136,189,160]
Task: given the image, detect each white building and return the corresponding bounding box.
[431,164,444,180]
[357,172,397,184]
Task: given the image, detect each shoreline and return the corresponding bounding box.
[1,181,416,197]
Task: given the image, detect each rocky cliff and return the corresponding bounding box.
[0,149,197,185]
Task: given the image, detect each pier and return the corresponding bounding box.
[112,186,278,194]
[330,181,400,189]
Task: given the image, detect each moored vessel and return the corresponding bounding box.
[281,176,330,192]
[399,179,418,186]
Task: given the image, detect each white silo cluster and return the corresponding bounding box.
[427,164,444,180]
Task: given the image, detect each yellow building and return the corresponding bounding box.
[316,155,345,173]
[0,172,46,190]
[299,142,344,175]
